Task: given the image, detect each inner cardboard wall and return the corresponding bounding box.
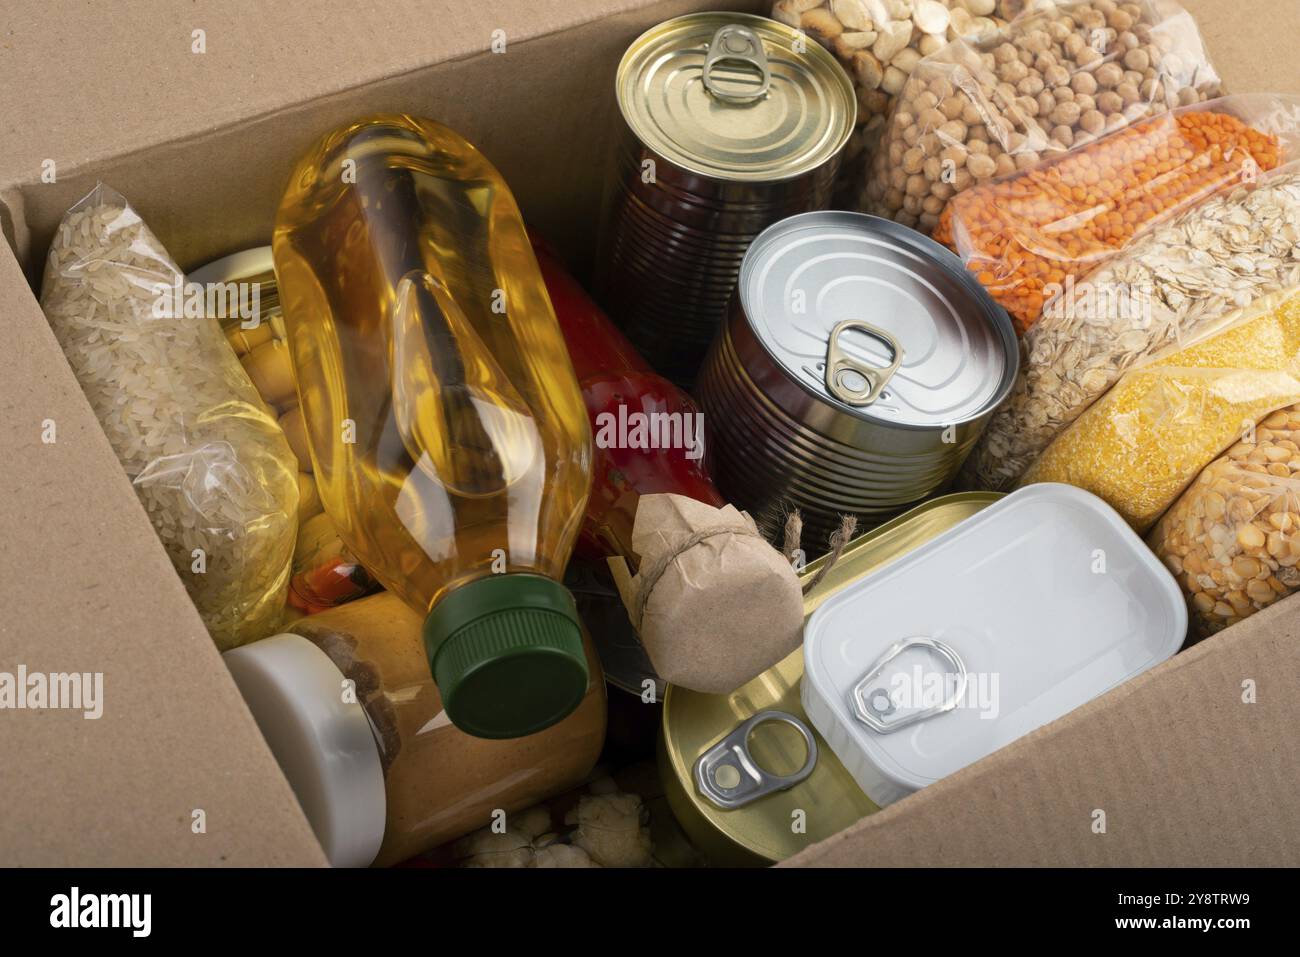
[4,0,760,285]
[5,0,1296,867]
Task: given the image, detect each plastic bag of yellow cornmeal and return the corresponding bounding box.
[1022,289,1300,533]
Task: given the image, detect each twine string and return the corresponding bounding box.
[629,507,861,628]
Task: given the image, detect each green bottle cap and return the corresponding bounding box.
[423,574,589,739]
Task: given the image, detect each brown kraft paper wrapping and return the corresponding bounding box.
[607,493,804,695]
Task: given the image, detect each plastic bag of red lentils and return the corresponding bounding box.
[862,0,1223,233]
[933,94,1300,334]
[961,158,1300,495]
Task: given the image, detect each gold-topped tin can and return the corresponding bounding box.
[188,246,284,354]
[594,12,855,387]
[658,491,1001,866]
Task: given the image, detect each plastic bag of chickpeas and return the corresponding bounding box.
[862,0,1223,232]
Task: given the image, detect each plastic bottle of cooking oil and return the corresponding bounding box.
[273,115,593,739]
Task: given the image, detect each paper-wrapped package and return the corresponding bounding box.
[607,493,804,694]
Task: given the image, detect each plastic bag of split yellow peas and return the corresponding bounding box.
[1150,401,1300,639]
[1022,288,1300,532]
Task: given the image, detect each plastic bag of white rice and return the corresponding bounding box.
[40,183,299,650]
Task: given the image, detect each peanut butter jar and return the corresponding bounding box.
[224,592,607,866]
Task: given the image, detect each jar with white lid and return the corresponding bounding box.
[224,592,607,866]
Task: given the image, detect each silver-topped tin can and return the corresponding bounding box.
[697,211,1018,547]
[594,13,855,387]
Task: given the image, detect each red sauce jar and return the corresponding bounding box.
[533,237,725,565]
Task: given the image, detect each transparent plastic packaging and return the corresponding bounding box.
[963,167,1300,491]
[1150,401,1300,639]
[863,0,1223,231]
[40,184,299,649]
[189,247,362,610]
[934,96,1290,332]
[769,1,1014,194]
[188,247,297,415]
[1022,289,1300,532]
[274,115,593,739]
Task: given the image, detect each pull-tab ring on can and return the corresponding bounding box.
[825,319,904,407]
[692,710,819,810]
[702,24,771,104]
[849,637,968,735]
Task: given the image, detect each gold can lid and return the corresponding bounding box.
[186,245,284,343]
[616,13,855,183]
[187,246,280,314]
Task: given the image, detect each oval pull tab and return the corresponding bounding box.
[693,710,818,810]
[849,637,968,735]
[824,319,904,407]
[702,24,772,104]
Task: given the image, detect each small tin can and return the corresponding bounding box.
[658,492,1000,867]
[697,211,1018,547]
[188,246,285,354]
[594,13,855,387]
[189,246,301,419]
[802,484,1187,808]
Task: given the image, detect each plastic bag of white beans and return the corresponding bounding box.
[770,1,1015,198]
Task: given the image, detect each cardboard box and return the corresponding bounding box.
[1,0,1297,867]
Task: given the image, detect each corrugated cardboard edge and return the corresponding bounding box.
[0,1,694,196]
[783,596,1300,867]
[0,239,326,866]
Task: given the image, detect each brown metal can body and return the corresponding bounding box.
[593,13,854,387]
[596,134,840,385]
[696,212,1018,548]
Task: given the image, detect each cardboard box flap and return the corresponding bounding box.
[0,241,325,866]
[783,596,1300,867]
[0,0,665,193]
